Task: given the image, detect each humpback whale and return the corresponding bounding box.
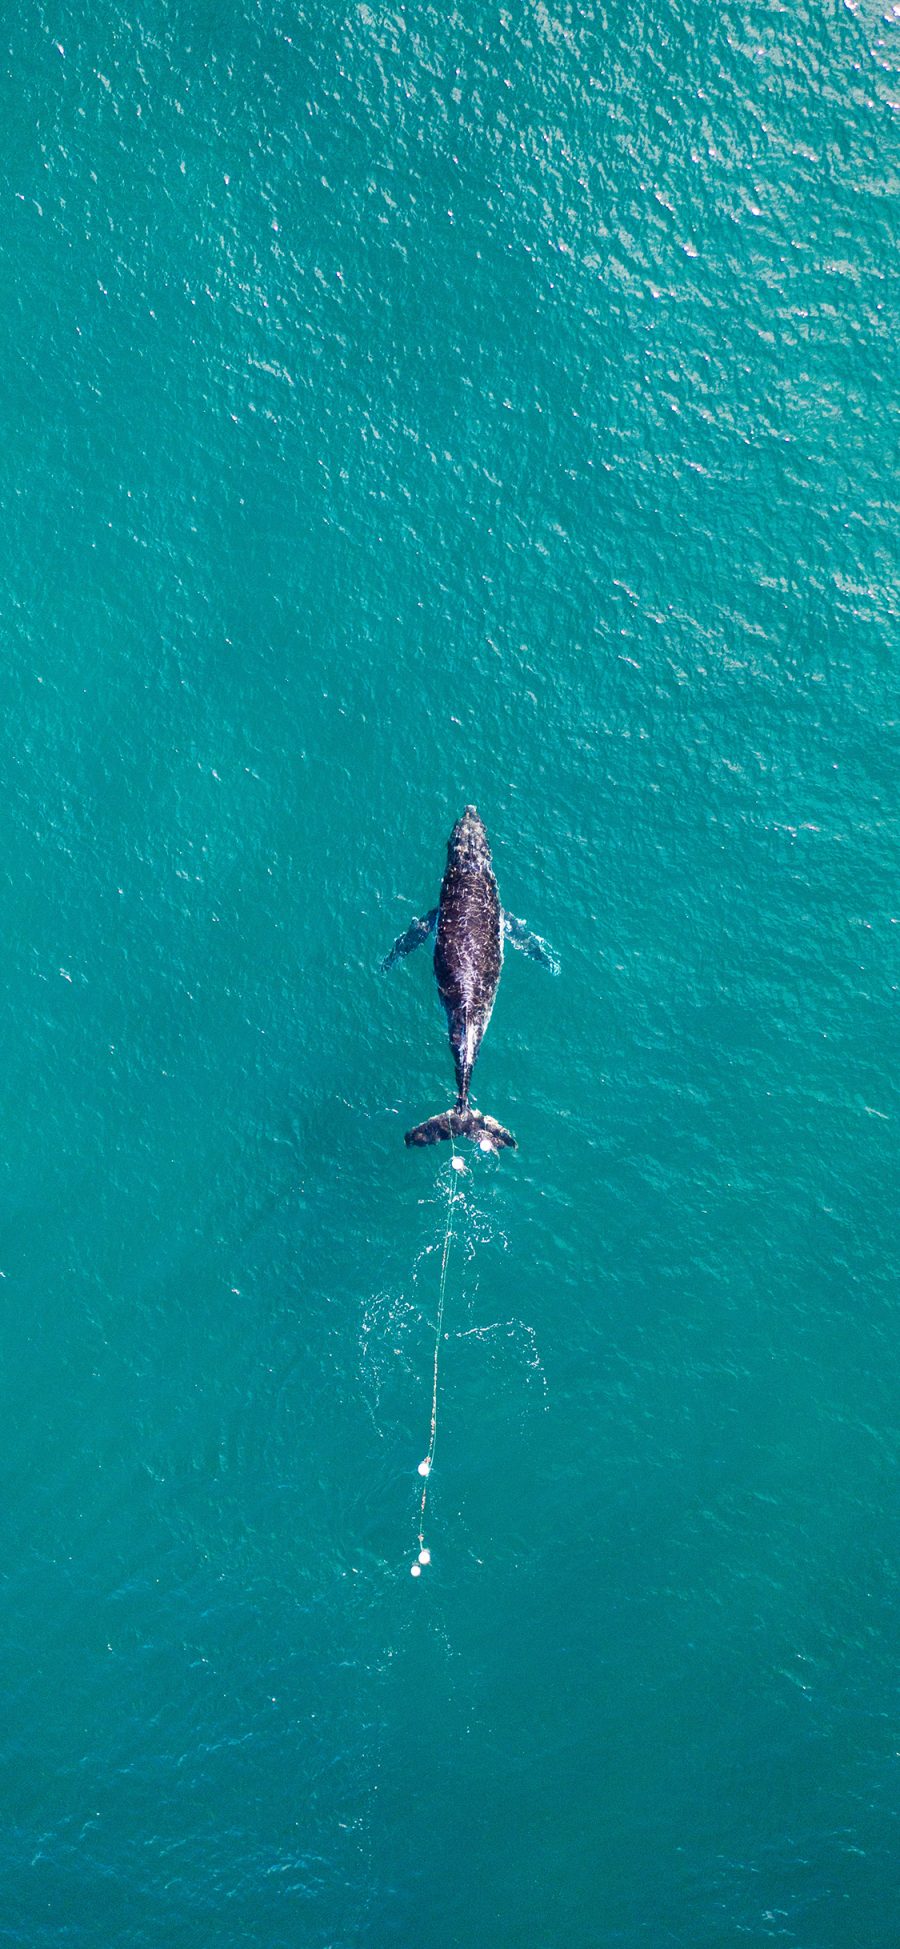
[382,806,559,1150]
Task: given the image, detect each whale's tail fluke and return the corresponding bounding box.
[404,1105,516,1152]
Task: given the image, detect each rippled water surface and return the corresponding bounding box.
[2,4,899,1944]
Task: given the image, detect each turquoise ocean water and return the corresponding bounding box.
[3,4,899,1943]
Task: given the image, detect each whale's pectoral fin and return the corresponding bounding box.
[381,908,438,971]
[502,911,560,974]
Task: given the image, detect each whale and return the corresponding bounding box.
[382,806,559,1150]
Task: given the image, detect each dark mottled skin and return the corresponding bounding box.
[435,807,503,1108]
[384,806,557,1147]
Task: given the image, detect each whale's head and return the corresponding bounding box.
[447,805,492,871]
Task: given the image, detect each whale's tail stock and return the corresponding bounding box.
[404,1103,516,1152]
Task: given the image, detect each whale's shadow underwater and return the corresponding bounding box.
[382,806,559,1150]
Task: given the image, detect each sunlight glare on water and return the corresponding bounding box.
[2,2,898,1945]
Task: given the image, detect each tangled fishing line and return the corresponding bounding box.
[408,1144,468,1577]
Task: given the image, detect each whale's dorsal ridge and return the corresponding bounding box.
[383,808,558,1148]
